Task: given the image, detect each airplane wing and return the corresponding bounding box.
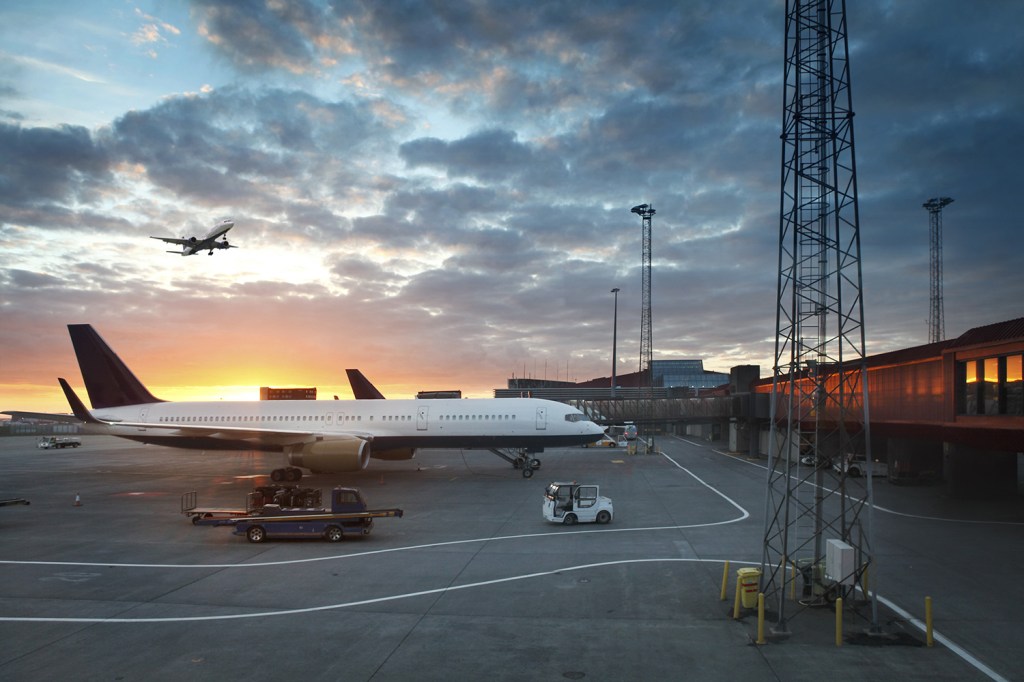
[1,410,81,424]
[151,236,191,245]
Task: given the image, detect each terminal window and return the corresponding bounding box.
[957,355,1024,416]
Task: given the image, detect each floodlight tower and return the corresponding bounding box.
[923,197,953,344]
[761,0,877,634]
[631,203,655,380]
[631,203,655,453]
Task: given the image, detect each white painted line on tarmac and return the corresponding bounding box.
[5,551,1011,682]
[0,459,751,570]
[659,451,750,521]
[0,443,1009,681]
[705,442,1024,526]
[680,436,1012,682]
[874,592,1009,682]
[0,557,737,623]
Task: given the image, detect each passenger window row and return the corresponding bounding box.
[156,415,364,423]
[153,413,522,424]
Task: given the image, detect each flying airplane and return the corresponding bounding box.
[56,325,604,480]
[151,217,236,256]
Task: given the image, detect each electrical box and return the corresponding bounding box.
[825,538,855,585]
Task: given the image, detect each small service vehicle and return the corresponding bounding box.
[182,485,402,543]
[542,481,613,525]
[37,436,81,449]
[582,434,622,448]
[832,453,887,478]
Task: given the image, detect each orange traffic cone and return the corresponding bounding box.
[74,493,82,506]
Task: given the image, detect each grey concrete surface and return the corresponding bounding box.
[0,434,1020,681]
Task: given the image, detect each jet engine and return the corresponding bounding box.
[286,436,370,473]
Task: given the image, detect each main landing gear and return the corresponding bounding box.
[488,449,542,478]
[270,467,304,482]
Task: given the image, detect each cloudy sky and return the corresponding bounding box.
[2,0,1022,412]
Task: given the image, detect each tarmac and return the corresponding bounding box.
[1,433,1022,681]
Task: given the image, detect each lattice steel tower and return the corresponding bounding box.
[631,203,655,381]
[631,203,655,453]
[761,0,877,634]
[923,197,953,344]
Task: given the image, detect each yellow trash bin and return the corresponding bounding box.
[737,567,762,609]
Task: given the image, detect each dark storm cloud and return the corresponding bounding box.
[106,87,401,205]
[351,1,775,91]
[348,183,511,252]
[190,0,342,73]
[400,129,541,181]
[0,123,110,208]
[6,269,63,289]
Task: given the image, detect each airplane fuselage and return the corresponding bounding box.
[86,397,601,454]
[57,323,604,478]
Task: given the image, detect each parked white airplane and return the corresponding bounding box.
[58,325,604,481]
[151,217,236,256]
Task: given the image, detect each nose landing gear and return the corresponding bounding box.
[489,449,542,478]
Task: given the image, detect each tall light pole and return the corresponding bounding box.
[923,197,953,344]
[611,287,620,397]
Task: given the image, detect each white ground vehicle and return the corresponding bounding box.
[582,434,622,448]
[833,453,887,478]
[542,482,613,525]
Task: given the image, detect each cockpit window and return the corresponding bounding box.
[564,413,589,423]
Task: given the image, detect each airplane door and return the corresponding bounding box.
[325,412,334,427]
[535,406,547,430]
[138,407,149,431]
[417,406,429,431]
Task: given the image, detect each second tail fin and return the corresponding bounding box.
[346,369,387,399]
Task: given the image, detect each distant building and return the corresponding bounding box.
[507,359,730,392]
[652,360,729,390]
[416,390,462,399]
[259,387,317,400]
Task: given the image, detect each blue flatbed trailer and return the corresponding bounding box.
[183,486,402,543]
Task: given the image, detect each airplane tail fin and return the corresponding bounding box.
[58,378,102,424]
[67,324,164,408]
[346,369,387,399]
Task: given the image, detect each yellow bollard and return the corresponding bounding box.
[732,576,742,620]
[720,560,730,601]
[835,597,843,646]
[862,564,870,596]
[925,596,934,647]
[757,593,766,644]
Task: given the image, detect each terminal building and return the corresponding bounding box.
[503,359,729,399]
[503,318,1023,498]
